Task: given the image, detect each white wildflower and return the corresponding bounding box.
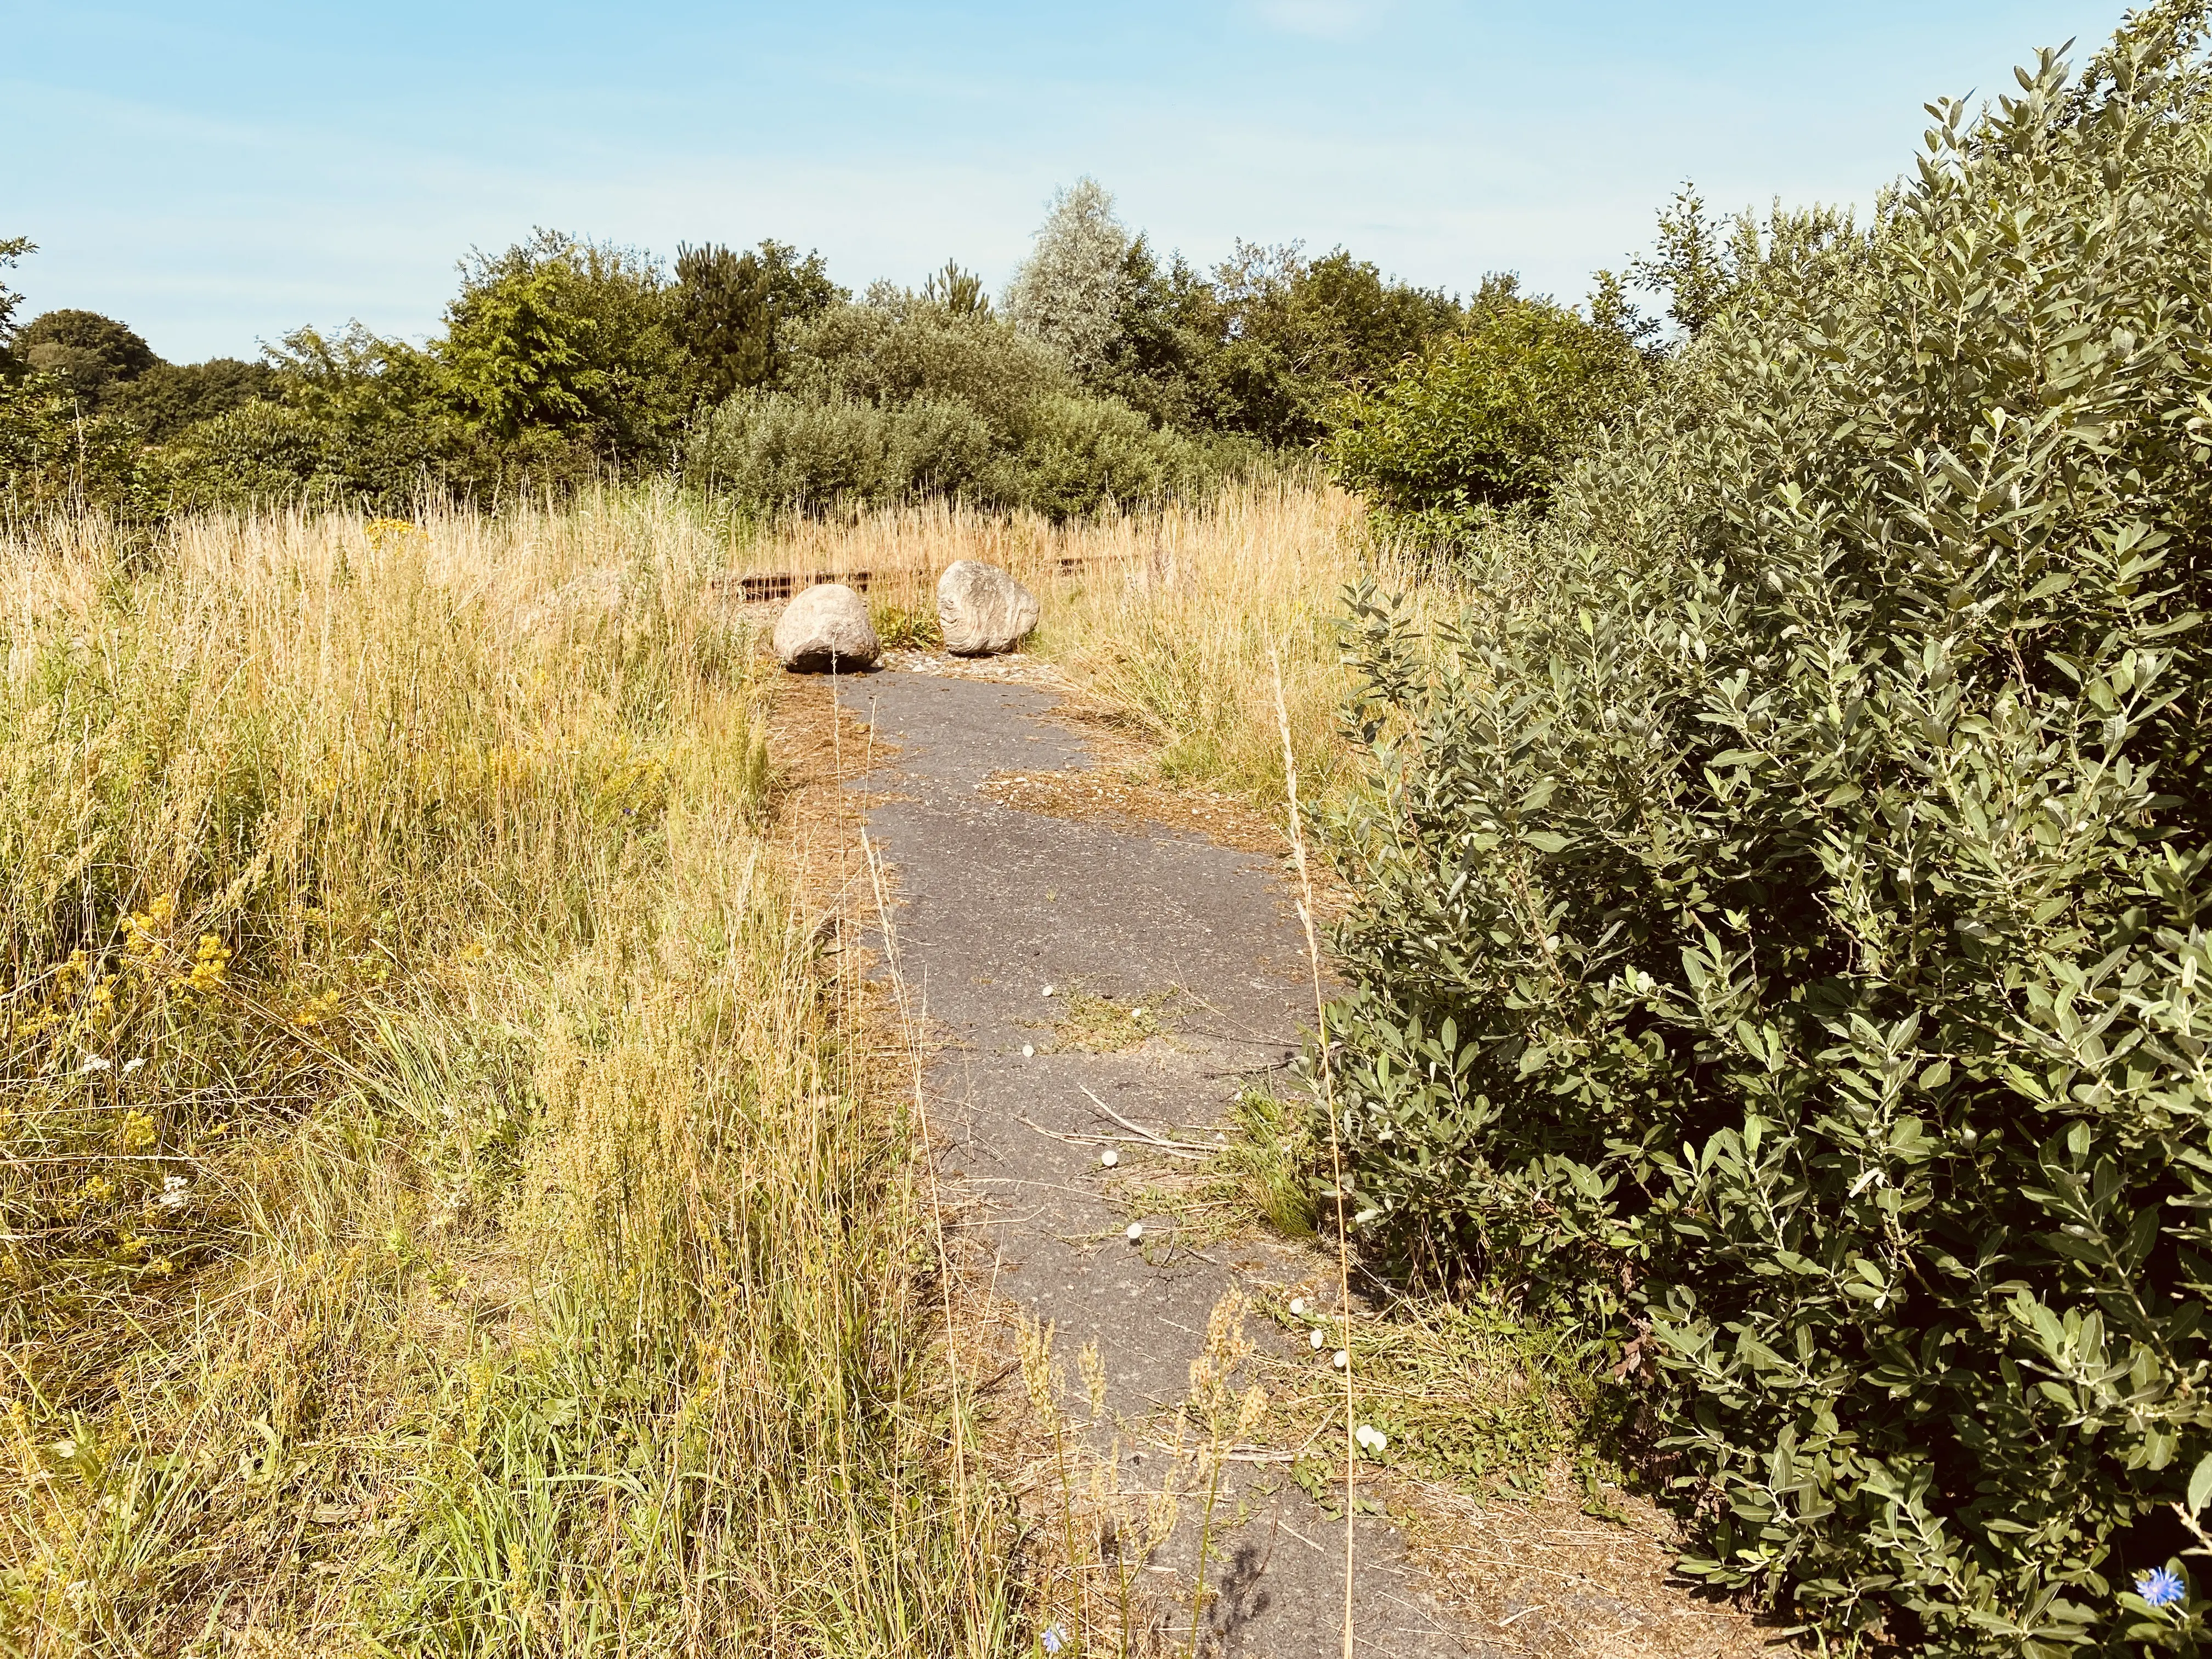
[159,1176,190,1211]
[80,1054,112,1074]
[121,1057,146,1075]
[1355,1423,1389,1453]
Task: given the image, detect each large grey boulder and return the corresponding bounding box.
[938,560,1040,657]
[774,583,880,672]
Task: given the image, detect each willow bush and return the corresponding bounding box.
[1325,16,2212,1654]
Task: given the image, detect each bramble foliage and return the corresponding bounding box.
[1324,274,1651,528]
[1325,15,2212,1654]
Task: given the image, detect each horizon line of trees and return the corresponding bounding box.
[0,182,1733,523]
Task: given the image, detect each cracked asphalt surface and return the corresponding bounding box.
[839,667,1483,1657]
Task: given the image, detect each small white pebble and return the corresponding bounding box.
[1133,1007,1148,1020]
[1022,1044,1035,1058]
[1289,1296,1306,1316]
[1042,984,1056,997]
[1100,1149,1118,1167]
[1333,1349,1349,1370]
[1310,1328,1325,1350]
[1125,1222,1143,1243]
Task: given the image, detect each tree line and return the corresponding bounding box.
[0,178,1729,522]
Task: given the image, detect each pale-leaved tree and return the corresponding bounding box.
[1003,178,1132,381]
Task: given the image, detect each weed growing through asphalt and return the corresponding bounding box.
[1047,988,1175,1054]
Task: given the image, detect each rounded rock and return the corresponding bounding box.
[774,584,880,673]
[938,560,1040,657]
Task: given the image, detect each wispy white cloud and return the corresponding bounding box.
[1243,0,1391,42]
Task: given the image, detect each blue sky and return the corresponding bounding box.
[3,1,2124,362]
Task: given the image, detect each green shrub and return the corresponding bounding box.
[686,291,1243,517]
[671,238,843,404]
[0,235,31,375]
[154,400,342,507]
[1008,391,1217,517]
[0,371,152,515]
[438,232,689,461]
[1324,278,1649,529]
[19,309,159,407]
[778,294,1077,433]
[109,358,280,442]
[685,390,1000,509]
[1324,19,2212,1654]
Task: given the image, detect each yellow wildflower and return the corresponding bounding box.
[292,989,343,1027]
[175,936,230,993]
[119,1110,156,1152]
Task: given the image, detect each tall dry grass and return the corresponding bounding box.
[736,481,1453,814]
[0,490,1011,1654]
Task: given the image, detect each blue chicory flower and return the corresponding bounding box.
[2137,1567,2187,1609]
[1040,1624,1066,1656]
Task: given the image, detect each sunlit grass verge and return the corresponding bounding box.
[1,492,1012,1655]
[733,479,1459,819]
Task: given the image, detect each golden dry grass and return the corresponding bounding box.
[0,490,1012,1656]
[730,480,1458,817]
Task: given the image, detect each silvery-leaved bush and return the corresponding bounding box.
[1321,13,2212,1651]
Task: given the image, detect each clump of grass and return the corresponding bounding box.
[1046,989,1171,1054]
[0,489,1012,1655]
[869,597,942,650]
[1217,1087,1317,1238]
[1268,1294,1610,1503]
